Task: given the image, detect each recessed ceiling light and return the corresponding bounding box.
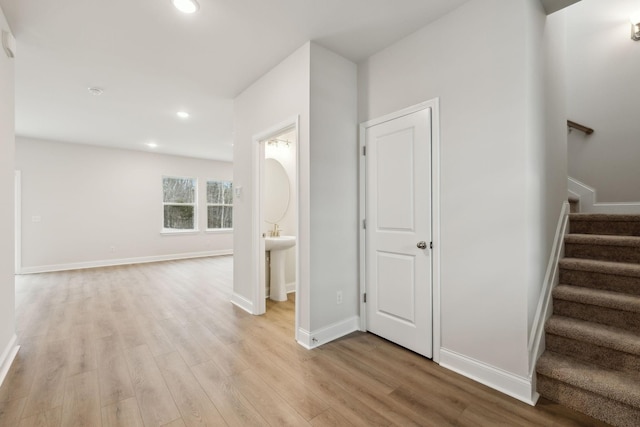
[146,142,158,148]
[88,87,103,96]
[176,111,190,119]
[172,0,199,14]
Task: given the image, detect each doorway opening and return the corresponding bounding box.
[253,118,299,333]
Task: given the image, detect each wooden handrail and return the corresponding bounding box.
[567,120,594,135]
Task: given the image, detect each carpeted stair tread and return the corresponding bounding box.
[546,315,640,356]
[536,351,640,408]
[559,258,640,278]
[565,233,640,247]
[570,213,640,222]
[537,375,640,427]
[553,285,640,314]
[569,214,640,236]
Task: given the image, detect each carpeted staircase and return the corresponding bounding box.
[537,213,640,427]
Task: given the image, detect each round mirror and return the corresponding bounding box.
[264,158,290,224]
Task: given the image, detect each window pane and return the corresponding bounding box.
[223,182,233,204]
[207,181,222,204]
[223,206,233,228]
[208,206,233,229]
[164,205,195,229]
[163,177,195,203]
[207,180,233,204]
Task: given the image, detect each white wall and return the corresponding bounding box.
[233,42,358,343]
[233,43,311,328]
[566,0,640,202]
[0,4,16,382]
[526,7,568,338]
[15,137,233,272]
[359,0,563,397]
[309,44,358,331]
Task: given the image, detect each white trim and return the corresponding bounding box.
[297,328,313,349]
[528,202,569,379]
[264,282,296,299]
[431,99,442,363]
[0,334,19,388]
[358,98,441,362]
[231,293,254,314]
[18,250,233,274]
[568,177,640,214]
[205,229,234,234]
[160,230,200,236]
[14,171,21,274]
[440,348,539,406]
[296,316,360,350]
[286,281,296,294]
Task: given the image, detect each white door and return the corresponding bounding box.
[365,108,432,358]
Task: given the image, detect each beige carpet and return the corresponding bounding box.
[537,213,640,427]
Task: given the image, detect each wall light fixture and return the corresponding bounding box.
[631,13,640,41]
[2,30,15,58]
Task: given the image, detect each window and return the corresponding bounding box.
[207,180,233,230]
[163,176,197,231]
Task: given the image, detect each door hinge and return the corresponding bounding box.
[362,219,366,229]
[430,242,433,249]
[362,146,366,156]
[363,293,367,303]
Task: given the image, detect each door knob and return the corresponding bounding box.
[417,241,427,250]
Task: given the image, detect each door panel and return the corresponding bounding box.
[376,251,415,323]
[365,108,432,358]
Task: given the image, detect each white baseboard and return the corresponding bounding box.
[0,334,19,388]
[297,316,360,350]
[231,293,254,314]
[528,202,569,379]
[18,250,233,274]
[569,177,640,214]
[297,328,313,349]
[440,348,538,406]
[286,281,296,294]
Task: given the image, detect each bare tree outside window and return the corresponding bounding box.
[207,180,233,229]
[163,177,197,230]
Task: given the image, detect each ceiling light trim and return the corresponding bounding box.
[172,0,199,14]
[88,87,104,96]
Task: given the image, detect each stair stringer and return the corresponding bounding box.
[569,177,640,214]
[527,201,570,393]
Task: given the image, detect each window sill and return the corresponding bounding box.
[161,229,200,236]
[206,228,234,234]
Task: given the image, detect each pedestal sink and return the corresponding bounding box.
[265,236,296,301]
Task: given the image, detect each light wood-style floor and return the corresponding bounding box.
[0,256,609,427]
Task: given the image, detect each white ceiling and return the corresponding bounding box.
[0,0,470,161]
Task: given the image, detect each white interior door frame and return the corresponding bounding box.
[358,99,441,363]
[252,116,300,321]
[14,170,21,275]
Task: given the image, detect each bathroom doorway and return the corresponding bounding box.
[253,118,299,320]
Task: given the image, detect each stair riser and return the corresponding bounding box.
[537,375,640,427]
[570,221,640,237]
[559,268,640,296]
[569,200,579,214]
[546,334,640,376]
[554,300,640,333]
[565,243,640,263]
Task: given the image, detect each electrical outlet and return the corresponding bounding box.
[336,291,343,305]
[109,246,116,252]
